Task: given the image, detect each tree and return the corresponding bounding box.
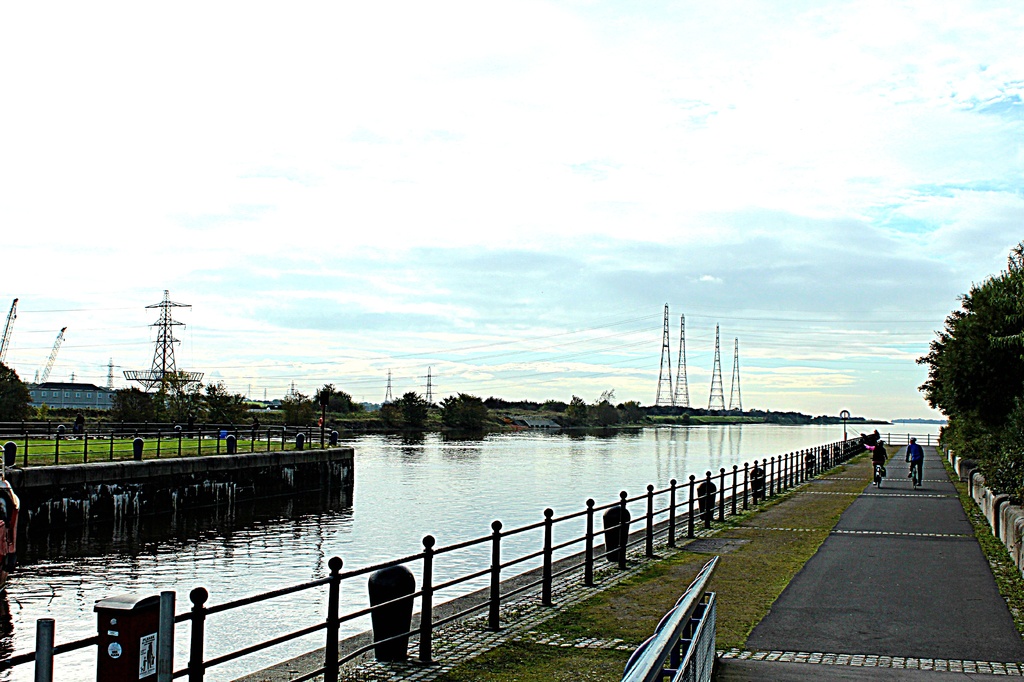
[440,393,489,430]
[0,363,31,421]
[618,400,645,424]
[591,399,620,427]
[160,375,204,423]
[281,391,316,426]
[918,240,1024,497]
[395,391,430,429]
[563,395,590,426]
[111,387,158,423]
[204,382,249,423]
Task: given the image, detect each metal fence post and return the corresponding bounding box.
[188,587,209,682]
[324,556,343,681]
[687,475,696,538]
[83,431,88,463]
[34,617,54,682]
[645,485,654,558]
[769,456,775,497]
[197,427,203,456]
[53,434,59,465]
[584,499,595,586]
[717,468,725,522]
[158,591,175,682]
[743,462,749,510]
[109,431,115,460]
[489,521,502,631]
[668,479,677,548]
[542,509,554,606]
[419,538,434,663]
[618,491,629,570]
[703,471,713,529]
[731,465,738,516]
[23,432,28,466]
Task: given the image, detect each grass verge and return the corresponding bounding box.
[434,456,871,681]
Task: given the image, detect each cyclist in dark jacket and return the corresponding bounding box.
[871,441,888,487]
[906,437,924,488]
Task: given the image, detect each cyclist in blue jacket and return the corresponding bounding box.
[906,437,924,488]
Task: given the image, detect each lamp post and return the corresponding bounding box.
[840,410,850,442]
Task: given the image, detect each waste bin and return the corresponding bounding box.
[368,565,416,661]
[226,434,237,454]
[750,465,766,502]
[95,594,160,681]
[696,478,717,525]
[602,505,631,563]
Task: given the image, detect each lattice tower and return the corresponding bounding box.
[674,314,690,408]
[124,291,203,390]
[425,366,433,403]
[384,369,394,403]
[729,338,742,412]
[708,325,725,411]
[0,298,17,365]
[654,304,675,406]
[107,359,115,390]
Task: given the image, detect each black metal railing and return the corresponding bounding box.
[1,437,867,681]
[0,421,340,466]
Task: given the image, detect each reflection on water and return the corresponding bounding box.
[0,424,940,681]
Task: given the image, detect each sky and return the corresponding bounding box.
[1,1,1022,420]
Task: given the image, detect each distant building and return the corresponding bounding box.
[28,382,114,410]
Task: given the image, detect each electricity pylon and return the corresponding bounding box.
[124,290,203,390]
[384,370,394,403]
[708,325,725,411]
[729,338,742,412]
[655,304,675,406]
[425,366,433,403]
[674,314,690,408]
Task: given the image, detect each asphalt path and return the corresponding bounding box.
[736,446,1024,670]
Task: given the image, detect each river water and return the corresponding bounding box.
[0,423,940,680]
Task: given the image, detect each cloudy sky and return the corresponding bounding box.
[1,1,1021,419]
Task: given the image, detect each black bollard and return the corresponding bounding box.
[132,437,144,461]
[295,432,305,451]
[330,430,339,446]
[601,505,631,563]
[367,565,416,661]
[750,464,765,503]
[3,441,15,468]
[226,434,237,454]
[697,475,717,527]
[57,424,66,436]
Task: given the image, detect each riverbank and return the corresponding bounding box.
[306,444,1024,681]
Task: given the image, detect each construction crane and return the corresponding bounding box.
[39,327,67,383]
[0,298,17,365]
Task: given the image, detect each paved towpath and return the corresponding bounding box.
[719,446,1024,680]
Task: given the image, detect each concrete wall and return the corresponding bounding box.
[6,448,354,538]
[964,462,1024,576]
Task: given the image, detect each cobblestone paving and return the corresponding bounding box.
[719,649,1023,675]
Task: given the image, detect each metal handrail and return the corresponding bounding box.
[621,556,719,682]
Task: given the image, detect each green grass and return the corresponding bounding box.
[434,455,871,681]
[6,435,303,466]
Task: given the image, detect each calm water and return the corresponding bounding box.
[0,423,940,680]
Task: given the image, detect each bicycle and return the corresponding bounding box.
[908,460,922,488]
